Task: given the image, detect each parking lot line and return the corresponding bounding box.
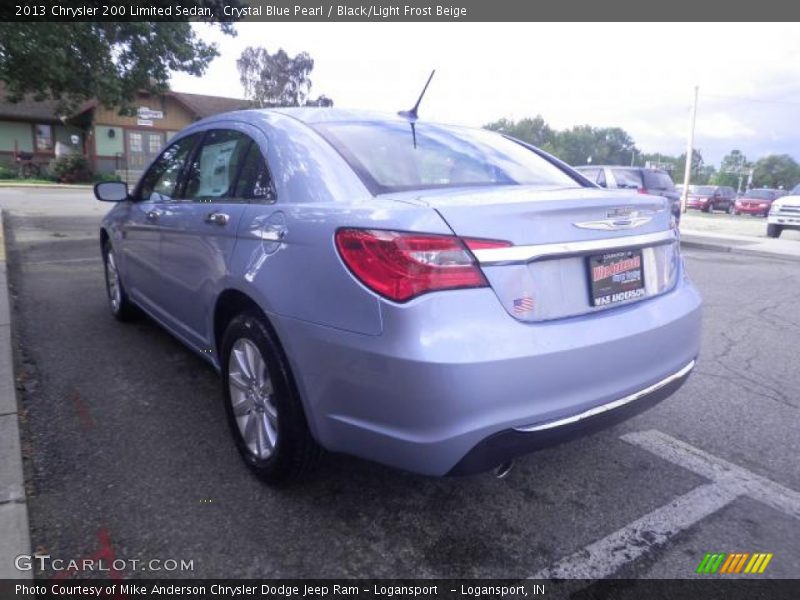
[530,482,738,579]
[622,430,800,520]
[532,430,800,579]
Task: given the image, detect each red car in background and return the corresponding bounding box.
[733,189,784,217]
[683,185,736,213]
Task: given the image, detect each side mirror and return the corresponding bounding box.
[94,181,129,202]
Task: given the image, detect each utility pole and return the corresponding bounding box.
[681,86,699,215]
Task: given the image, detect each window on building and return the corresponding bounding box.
[34,124,53,152]
[129,132,143,153]
[148,133,162,155]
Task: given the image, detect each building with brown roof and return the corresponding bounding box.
[0,85,251,181]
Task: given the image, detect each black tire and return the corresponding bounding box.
[703,202,712,213]
[102,240,139,321]
[221,311,321,484]
[766,224,783,238]
[727,203,735,215]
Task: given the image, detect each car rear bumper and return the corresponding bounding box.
[448,359,694,475]
[273,272,702,476]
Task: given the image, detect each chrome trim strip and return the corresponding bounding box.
[513,360,695,433]
[473,229,676,266]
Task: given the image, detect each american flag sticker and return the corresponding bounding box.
[512,296,534,314]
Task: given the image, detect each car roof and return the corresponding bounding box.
[206,107,413,125]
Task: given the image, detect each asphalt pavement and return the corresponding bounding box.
[1,188,799,580]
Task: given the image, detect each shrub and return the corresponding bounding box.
[93,172,122,183]
[51,154,92,183]
[0,163,17,179]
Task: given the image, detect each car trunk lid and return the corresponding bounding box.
[387,185,680,322]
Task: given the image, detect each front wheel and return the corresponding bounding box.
[102,241,139,321]
[221,311,321,484]
[766,224,783,238]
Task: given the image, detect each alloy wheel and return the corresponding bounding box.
[228,338,279,459]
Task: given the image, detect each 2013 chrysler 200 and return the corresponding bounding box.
[95,108,702,482]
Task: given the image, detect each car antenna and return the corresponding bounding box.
[398,69,436,122]
[398,70,435,149]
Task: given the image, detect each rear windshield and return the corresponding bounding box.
[688,185,716,195]
[643,171,675,190]
[610,169,643,189]
[313,121,579,194]
[744,190,777,200]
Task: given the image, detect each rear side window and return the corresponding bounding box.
[234,143,276,202]
[610,169,643,190]
[182,130,251,201]
[643,171,675,190]
[137,134,199,201]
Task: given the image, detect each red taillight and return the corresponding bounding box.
[335,229,508,302]
[638,188,649,194]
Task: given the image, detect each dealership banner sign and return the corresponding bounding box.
[4,0,800,21]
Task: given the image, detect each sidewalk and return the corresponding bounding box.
[680,228,800,260]
[0,211,31,579]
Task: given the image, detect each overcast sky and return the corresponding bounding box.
[171,22,800,166]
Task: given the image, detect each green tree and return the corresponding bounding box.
[548,125,637,166]
[0,15,241,114]
[711,149,749,188]
[751,154,800,189]
[237,46,332,108]
[484,115,554,148]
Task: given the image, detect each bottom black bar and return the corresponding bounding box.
[1,579,798,600]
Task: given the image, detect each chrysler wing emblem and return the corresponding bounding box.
[573,208,654,231]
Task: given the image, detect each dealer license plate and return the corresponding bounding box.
[588,249,646,307]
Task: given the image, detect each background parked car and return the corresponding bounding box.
[681,185,736,213]
[767,183,800,238]
[733,189,783,217]
[575,166,681,220]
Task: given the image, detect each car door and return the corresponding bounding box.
[120,134,200,313]
[156,127,267,349]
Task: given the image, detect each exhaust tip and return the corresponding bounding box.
[494,460,514,479]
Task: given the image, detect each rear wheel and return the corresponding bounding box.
[102,241,139,321]
[727,203,735,215]
[766,224,783,238]
[221,311,321,484]
[703,202,712,213]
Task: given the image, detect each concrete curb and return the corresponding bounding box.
[0,183,94,190]
[0,210,32,579]
[680,237,800,262]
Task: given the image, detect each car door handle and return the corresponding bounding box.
[205,211,230,226]
[145,209,163,221]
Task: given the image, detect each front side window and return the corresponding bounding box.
[35,124,53,152]
[314,121,578,194]
[136,134,199,201]
[182,130,251,201]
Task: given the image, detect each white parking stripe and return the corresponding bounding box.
[530,483,738,579]
[622,430,800,520]
[530,430,800,579]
